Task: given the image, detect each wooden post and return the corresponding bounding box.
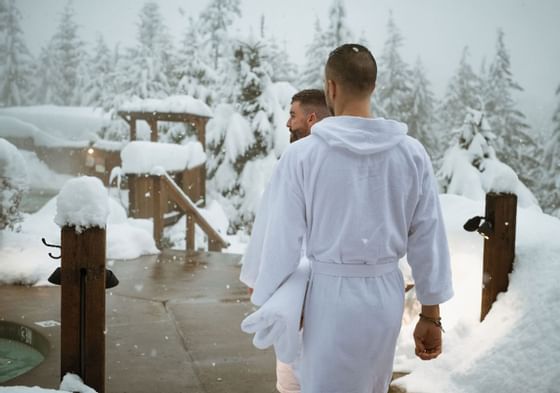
[480,192,517,321]
[152,176,164,249]
[186,213,195,251]
[130,117,136,141]
[148,117,158,142]
[60,226,106,393]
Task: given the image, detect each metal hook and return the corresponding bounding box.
[41,238,61,259]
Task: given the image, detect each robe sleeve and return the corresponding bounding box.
[239,186,271,288]
[407,151,454,305]
[249,148,306,306]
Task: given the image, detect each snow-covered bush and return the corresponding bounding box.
[0,138,28,230]
[438,109,539,209]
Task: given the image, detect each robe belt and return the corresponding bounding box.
[309,258,398,277]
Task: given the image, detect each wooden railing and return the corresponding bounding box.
[152,172,229,252]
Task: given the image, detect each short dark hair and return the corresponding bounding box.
[291,89,331,119]
[325,43,377,96]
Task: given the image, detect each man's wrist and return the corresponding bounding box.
[420,304,440,319]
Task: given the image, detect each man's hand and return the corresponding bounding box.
[247,287,254,295]
[413,318,442,360]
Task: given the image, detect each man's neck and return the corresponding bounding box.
[335,100,372,118]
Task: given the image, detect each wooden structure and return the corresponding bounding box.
[127,166,205,219]
[60,226,107,393]
[480,193,517,321]
[117,108,211,217]
[152,172,229,252]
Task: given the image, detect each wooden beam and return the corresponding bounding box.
[480,193,517,321]
[130,117,137,141]
[152,176,164,249]
[148,117,158,142]
[186,214,195,251]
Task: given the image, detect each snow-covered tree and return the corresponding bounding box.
[111,2,173,108]
[209,38,281,229]
[325,0,353,47]
[373,12,412,122]
[83,34,114,107]
[265,37,298,85]
[0,0,33,106]
[298,19,331,89]
[0,138,28,231]
[175,17,216,105]
[199,0,241,70]
[408,58,438,158]
[538,85,560,216]
[438,47,482,132]
[484,29,539,189]
[48,1,85,106]
[438,109,538,209]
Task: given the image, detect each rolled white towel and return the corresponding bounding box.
[241,258,310,363]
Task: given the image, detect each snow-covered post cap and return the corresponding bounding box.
[54,176,109,233]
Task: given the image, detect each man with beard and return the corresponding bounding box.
[243,44,453,392]
[241,88,330,393]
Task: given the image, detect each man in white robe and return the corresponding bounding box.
[241,89,331,393]
[243,44,453,393]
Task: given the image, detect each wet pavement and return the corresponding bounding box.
[0,250,277,392]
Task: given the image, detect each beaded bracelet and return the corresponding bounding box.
[419,313,445,333]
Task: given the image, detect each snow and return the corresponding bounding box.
[0,373,97,392]
[54,177,109,232]
[392,194,560,393]
[0,106,110,142]
[120,141,206,174]
[0,115,87,148]
[0,138,29,190]
[119,95,213,118]
[19,150,72,191]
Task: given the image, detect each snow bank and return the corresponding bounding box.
[121,141,206,174]
[119,95,212,118]
[0,106,109,142]
[0,372,97,392]
[54,177,109,232]
[0,115,87,148]
[0,138,28,189]
[393,194,560,393]
[19,150,72,190]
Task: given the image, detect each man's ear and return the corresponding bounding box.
[307,112,317,126]
[327,79,337,100]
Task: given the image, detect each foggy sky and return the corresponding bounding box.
[15,0,560,132]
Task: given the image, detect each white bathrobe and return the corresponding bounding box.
[241,116,453,393]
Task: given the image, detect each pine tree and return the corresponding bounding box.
[199,0,241,70]
[113,2,172,102]
[325,0,352,47]
[438,109,497,195]
[265,37,298,84]
[539,85,560,216]
[83,34,114,108]
[49,1,85,106]
[298,19,330,89]
[484,29,539,190]
[408,58,438,157]
[438,46,482,132]
[373,12,412,122]
[0,0,33,106]
[31,43,55,104]
[175,17,216,105]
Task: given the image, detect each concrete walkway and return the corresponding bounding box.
[1,250,277,392]
[1,249,406,392]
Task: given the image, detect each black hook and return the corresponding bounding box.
[464,216,493,239]
[42,238,61,259]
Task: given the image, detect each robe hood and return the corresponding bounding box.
[312,116,408,155]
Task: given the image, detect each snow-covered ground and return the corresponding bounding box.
[393,194,560,393]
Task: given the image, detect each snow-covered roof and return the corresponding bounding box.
[121,141,206,174]
[0,115,88,148]
[119,95,213,118]
[0,106,110,142]
[54,176,110,232]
